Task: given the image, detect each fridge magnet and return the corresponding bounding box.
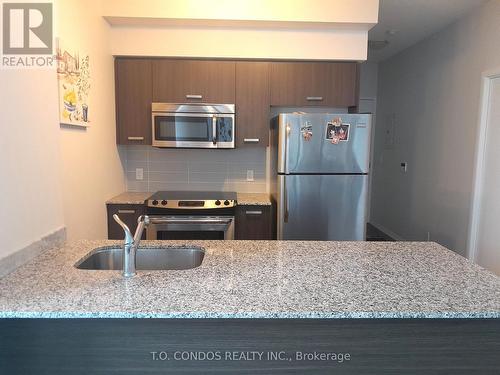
[326,121,350,143]
[56,40,91,127]
[301,124,313,141]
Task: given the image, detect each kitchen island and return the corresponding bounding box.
[0,240,499,318]
[1,240,499,374]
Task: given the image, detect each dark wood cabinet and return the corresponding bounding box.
[235,62,271,147]
[107,204,146,240]
[115,58,152,145]
[270,62,358,107]
[235,205,274,240]
[152,59,235,103]
[114,58,360,147]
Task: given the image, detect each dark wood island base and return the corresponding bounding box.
[1,318,499,374]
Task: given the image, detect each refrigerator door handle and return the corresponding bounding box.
[284,177,289,223]
[284,123,291,174]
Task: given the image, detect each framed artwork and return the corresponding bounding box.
[56,41,90,127]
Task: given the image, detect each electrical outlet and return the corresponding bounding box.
[135,168,144,180]
[246,170,254,182]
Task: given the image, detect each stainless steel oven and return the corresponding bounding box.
[146,216,235,240]
[152,103,235,148]
[145,191,237,240]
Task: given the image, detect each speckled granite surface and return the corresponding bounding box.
[236,193,272,206]
[0,240,499,319]
[107,192,271,206]
[106,192,152,205]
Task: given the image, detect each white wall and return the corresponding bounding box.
[371,0,500,255]
[55,0,126,240]
[0,70,65,260]
[359,62,379,99]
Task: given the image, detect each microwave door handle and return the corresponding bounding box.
[212,116,217,145]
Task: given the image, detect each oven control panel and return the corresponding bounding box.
[147,199,237,209]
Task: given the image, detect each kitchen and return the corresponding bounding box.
[1,0,500,373]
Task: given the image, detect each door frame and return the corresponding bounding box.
[467,67,500,261]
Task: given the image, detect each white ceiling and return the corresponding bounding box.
[368,0,487,62]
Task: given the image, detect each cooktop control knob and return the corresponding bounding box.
[215,200,221,206]
[161,200,167,206]
[224,200,230,206]
[152,200,159,206]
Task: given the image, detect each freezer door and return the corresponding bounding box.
[277,174,368,240]
[277,113,371,174]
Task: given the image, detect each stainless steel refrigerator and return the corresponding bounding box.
[271,113,372,240]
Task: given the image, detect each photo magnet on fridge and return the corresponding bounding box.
[326,122,350,143]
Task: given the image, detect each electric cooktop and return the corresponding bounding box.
[146,191,237,209]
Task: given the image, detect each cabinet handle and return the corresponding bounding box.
[306,96,323,101]
[127,136,144,141]
[243,138,260,143]
[245,210,263,215]
[186,94,203,99]
[117,210,136,214]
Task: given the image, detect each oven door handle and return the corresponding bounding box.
[149,218,232,225]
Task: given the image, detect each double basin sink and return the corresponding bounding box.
[75,246,205,271]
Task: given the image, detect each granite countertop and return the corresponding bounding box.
[106,192,152,205]
[236,193,272,206]
[106,192,272,206]
[0,240,499,319]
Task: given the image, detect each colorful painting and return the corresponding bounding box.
[56,42,90,127]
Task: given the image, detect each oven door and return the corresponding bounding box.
[146,216,235,240]
[152,112,234,148]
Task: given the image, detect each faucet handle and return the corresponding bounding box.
[133,215,150,243]
[113,214,133,244]
[137,215,150,225]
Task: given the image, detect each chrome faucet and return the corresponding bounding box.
[113,214,150,277]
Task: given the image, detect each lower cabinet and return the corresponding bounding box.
[107,203,274,240]
[235,205,274,240]
[107,204,146,240]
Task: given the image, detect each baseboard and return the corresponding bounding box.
[0,227,66,278]
[369,222,405,241]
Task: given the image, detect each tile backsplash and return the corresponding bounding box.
[122,146,268,193]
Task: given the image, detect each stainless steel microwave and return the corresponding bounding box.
[151,103,235,148]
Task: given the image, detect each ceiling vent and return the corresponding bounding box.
[368,40,389,50]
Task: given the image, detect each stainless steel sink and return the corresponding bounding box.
[75,246,205,271]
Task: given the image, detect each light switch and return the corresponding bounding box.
[136,168,144,180]
[246,170,254,181]
[400,162,408,173]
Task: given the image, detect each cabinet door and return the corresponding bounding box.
[235,62,270,147]
[327,62,358,107]
[107,204,146,240]
[152,60,235,103]
[235,206,273,240]
[115,58,152,145]
[270,62,358,107]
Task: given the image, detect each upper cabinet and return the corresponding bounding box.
[115,58,359,146]
[270,62,358,107]
[235,62,271,147]
[115,58,152,145]
[152,59,236,103]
